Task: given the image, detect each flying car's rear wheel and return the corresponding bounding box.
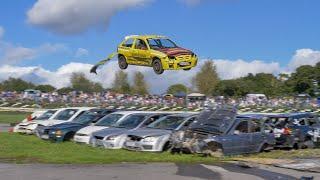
[152,59,164,74]
[183,68,191,71]
[118,55,128,69]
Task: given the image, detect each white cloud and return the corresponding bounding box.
[1,48,319,93]
[0,42,67,65]
[75,48,89,58]
[214,59,281,79]
[0,26,4,38]
[0,58,282,94]
[27,0,151,35]
[288,49,320,70]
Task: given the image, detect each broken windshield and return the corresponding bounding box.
[189,107,237,133]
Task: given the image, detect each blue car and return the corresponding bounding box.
[37,109,115,142]
[171,107,276,156]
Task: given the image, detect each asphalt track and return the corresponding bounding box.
[0,163,318,180]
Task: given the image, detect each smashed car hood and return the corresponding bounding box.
[127,128,172,138]
[189,106,237,134]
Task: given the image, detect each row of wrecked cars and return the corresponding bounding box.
[13,106,320,156]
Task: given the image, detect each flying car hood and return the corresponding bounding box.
[127,128,172,138]
[189,106,237,134]
[156,47,192,57]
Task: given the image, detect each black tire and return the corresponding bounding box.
[64,132,75,141]
[118,55,128,69]
[183,68,191,71]
[259,143,269,152]
[304,140,315,149]
[152,59,164,74]
[162,142,171,151]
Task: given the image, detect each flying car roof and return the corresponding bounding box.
[124,35,167,40]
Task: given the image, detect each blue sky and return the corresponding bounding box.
[0,0,320,93]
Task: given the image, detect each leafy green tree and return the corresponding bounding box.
[70,72,104,93]
[132,72,149,95]
[193,60,219,96]
[70,72,92,92]
[57,87,74,94]
[1,78,35,92]
[167,84,188,95]
[112,71,131,94]
[36,84,56,93]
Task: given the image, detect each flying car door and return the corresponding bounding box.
[119,38,135,63]
[132,39,151,66]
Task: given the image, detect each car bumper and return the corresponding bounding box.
[163,57,197,70]
[123,140,161,152]
[48,134,64,142]
[36,131,50,140]
[73,135,91,144]
[14,124,38,134]
[14,127,33,134]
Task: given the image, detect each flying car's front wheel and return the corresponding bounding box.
[152,59,164,74]
[118,55,128,69]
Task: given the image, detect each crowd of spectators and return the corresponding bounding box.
[0,90,318,109]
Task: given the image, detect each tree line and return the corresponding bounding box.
[0,61,319,97]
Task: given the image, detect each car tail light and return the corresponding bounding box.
[283,128,292,135]
[27,114,33,121]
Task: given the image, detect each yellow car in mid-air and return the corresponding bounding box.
[91,35,199,75]
[117,35,198,74]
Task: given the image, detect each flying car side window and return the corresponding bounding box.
[122,38,134,48]
[135,39,148,50]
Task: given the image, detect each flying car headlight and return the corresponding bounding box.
[106,135,118,141]
[142,136,158,142]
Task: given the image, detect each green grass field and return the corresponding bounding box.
[1,111,319,164]
[1,132,320,164]
[0,111,29,124]
[0,133,228,164]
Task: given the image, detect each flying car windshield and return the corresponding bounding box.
[53,109,78,121]
[95,114,124,127]
[34,110,57,120]
[112,114,148,129]
[147,116,185,130]
[147,38,177,49]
